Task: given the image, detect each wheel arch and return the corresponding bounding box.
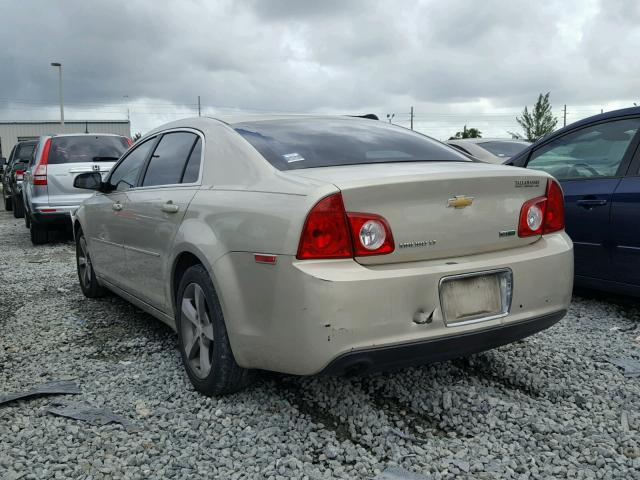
[170,248,221,317]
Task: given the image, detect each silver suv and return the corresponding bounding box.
[24,134,130,244]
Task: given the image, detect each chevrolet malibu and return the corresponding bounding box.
[71,116,573,395]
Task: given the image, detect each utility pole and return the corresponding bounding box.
[50,62,64,125]
[197,96,201,117]
[410,106,414,130]
[563,104,567,127]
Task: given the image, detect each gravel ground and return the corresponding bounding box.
[1,208,640,480]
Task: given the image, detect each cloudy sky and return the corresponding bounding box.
[1,0,638,138]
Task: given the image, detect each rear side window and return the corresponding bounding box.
[48,136,129,165]
[233,118,468,170]
[181,138,202,183]
[109,138,156,191]
[142,132,198,187]
[15,143,35,161]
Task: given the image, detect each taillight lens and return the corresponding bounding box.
[33,138,51,186]
[296,193,395,259]
[543,179,565,234]
[518,179,565,237]
[347,213,394,256]
[296,193,353,259]
[15,169,25,180]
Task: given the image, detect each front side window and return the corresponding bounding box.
[527,118,640,180]
[109,138,155,191]
[141,132,198,187]
[233,118,468,170]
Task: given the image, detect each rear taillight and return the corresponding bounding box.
[346,213,394,256]
[126,137,133,146]
[33,138,51,186]
[296,193,394,260]
[543,179,565,234]
[15,169,25,180]
[518,179,565,237]
[297,193,353,259]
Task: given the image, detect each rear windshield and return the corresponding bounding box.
[15,143,36,161]
[478,141,529,158]
[48,136,129,165]
[233,118,469,170]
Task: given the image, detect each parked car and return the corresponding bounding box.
[508,106,640,297]
[71,116,573,395]
[2,140,36,213]
[23,134,130,244]
[447,138,530,163]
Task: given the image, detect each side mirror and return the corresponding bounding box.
[74,172,104,190]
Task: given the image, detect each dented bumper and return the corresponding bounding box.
[213,232,573,375]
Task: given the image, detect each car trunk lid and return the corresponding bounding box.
[285,162,549,265]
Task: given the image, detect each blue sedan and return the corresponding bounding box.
[508,107,640,297]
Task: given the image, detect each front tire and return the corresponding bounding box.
[75,229,106,297]
[30,222,48,245]
[176,264,251,396]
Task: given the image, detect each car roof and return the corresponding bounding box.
[448,138,530,144]
[45,133,126,138]
[142,114,388,138]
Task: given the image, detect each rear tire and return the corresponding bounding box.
[30,222,48,245]
[13,196,24,218]
[176,264,252,396]
[76,229,106,297]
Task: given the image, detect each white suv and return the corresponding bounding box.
[24,134,130,244]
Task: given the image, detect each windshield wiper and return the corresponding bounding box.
[93,156,120,162]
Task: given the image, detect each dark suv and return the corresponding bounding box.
[2,140,37,216]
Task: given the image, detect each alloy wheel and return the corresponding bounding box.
[181,283,215,379]
[77,236,93,289]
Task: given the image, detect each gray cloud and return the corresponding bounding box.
[0,0,637,136]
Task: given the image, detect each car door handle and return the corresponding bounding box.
[112,202,123,211]
[576,199,607,208]
[161,201,179,213]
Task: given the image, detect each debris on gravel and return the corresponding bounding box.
[1,209,640,479]
[0,380,81,405]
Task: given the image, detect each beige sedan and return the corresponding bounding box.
[71,116,573,395]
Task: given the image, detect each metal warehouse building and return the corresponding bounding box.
[0,120,131,159]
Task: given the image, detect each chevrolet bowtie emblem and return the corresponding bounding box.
[447,195,474,209]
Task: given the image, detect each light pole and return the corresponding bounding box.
[51,62,64,125]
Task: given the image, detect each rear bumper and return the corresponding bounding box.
[321,309,565,375]
[214,232,574,375]
[31,208,73,226]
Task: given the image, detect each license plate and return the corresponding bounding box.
[439,270,512,326]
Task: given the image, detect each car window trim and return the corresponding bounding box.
[524,115,640,180]
[133,127,205,191]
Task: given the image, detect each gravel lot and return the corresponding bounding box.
[1,208,640,480]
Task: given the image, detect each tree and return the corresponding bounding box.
[516,92,558,142]
[449,125,482,140]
